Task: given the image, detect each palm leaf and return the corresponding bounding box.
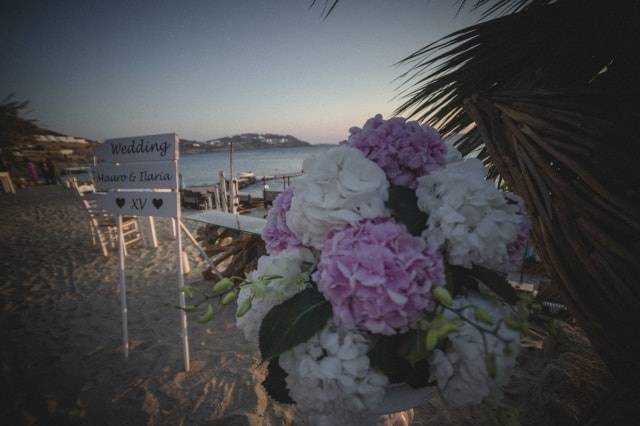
[395,1,638,175]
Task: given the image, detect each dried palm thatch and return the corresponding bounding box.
[464,90,640,385]
[196,225,266,280]
[393,0,640,387]
[395,0,638,176]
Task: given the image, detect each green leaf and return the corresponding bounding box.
[399,329,429,367]
[472,265,518,305]
[450,265,518,305]
[184,304,197,313]
[368,333,430,388]
[221,290,238,305]
[386,185,428,236]
[485,352,497,379]
[436,321,459,339]
[426,329,439,351]
[433,287,453,306]
[262,357,294,404]
[198,304,215,323]
[251,280,268,298]
[213,277,234,293]
[179,286,193,297]
[261,274,284,281]
[473,306,494,325]
[259,288,332,361]
[236,296,252,317]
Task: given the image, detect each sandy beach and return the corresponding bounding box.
[0,186,617,426]
[0,185,298,425]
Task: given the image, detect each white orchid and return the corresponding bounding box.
[235,248,315,344]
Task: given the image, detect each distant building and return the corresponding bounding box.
[34,135,89,145]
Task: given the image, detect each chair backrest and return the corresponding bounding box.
[69,176,96,198]
[83,193,109,211]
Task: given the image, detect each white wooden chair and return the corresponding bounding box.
[82,197,141,256]
[70,178,142,256]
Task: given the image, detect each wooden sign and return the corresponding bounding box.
[95,133,178,163]
[95,191,178,218]
[97,131,191,371]
[95,161,177,191]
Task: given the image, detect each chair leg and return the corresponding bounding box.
[136,218,147,247]
[88,221,97,245]
[91,218,110,256]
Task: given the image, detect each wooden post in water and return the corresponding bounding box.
[219,171,228,213]
[262,177,267,209]
[229,140,234,180]
[230,177,239,214]
[213,184,221,211]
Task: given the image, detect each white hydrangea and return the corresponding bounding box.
[236,248,315,344]
[429,292,520,406]
[444,140,463,164]
[286,145,390,249]
[415,159,522,271]
[279,322,388,418]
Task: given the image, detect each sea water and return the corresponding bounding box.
[179,145,333,195]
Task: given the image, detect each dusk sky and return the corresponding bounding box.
[1,1,480,143]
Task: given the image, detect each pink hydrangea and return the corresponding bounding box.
[504,192,530,269]
[315,218,445,335]
[261,189,303,254]
[345,114,447,189]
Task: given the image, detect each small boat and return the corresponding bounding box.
[238,171,255,179]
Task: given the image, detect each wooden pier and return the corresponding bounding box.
[181,170,301,211]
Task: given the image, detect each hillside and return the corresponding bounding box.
[180,133,310,153]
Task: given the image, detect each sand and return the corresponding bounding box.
[0,186,619,426]
[0,186,296,425]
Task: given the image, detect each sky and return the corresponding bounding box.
[1,0,480,143]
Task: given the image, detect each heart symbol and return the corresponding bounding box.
[152,198,163,209]
[116,198,125,208]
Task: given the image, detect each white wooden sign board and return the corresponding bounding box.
[95,131,190,371]
[95,191,178,218]
[95,161,177,191]
[95,133,178,163]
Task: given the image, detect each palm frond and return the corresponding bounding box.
[309,0,340,20]
[455,0,539,18]
[465,89,640,385]
[395,0,639,175]
[0,94,39,149]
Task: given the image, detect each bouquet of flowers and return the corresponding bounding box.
[222,115,530,423]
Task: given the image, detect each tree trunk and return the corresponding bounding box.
[464,90,640,388]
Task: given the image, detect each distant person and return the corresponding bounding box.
[25,159,39,184]
[45,158,57,184]
[38,160,49,184]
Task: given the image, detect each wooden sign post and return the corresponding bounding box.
[95,133,190,371]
